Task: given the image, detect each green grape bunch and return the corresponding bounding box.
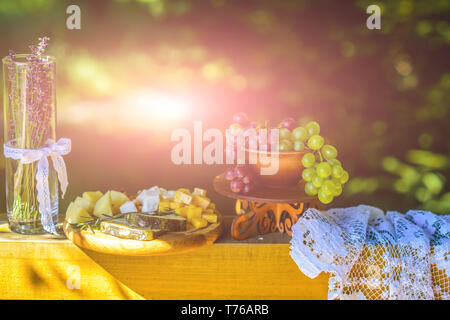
[297,121,349,204]
[226,114,349,205]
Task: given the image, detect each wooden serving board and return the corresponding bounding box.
[63,211,223,256]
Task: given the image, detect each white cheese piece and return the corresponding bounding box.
[137,186,160,204]
[120,201,138,214]
[142,195,159,213]
[161,190,175,200]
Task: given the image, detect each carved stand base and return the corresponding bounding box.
[231,200,320,240]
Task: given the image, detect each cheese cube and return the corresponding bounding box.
[93,191,113,218]
[141,195,159,213]
[110,190,130,214]
[159,201,171,212]
[191,217,208,229]
[161,190,175,200]
[207,202,216,210]
[82,191,103,203]
[202,213,218,224]
[169,202,182,209]
[137,186,160,204]
[174,190,192,205]
[66,202,92,224]
[187,206,202,222]
[74,196,95,214]
[175,207,188,217]
[120,201,138,214]
[193,188,206,196]
[192,195,210,209]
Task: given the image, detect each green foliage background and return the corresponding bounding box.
[0,0,449,215]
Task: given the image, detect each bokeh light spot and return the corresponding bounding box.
[418,133,433,149]
[341,41,355,57]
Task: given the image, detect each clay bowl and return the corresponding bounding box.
[246,148,308,188]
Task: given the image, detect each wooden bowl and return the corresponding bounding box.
[213,173,317,203]
[246,148,308,187]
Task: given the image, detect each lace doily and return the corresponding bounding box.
[290,205,450,300]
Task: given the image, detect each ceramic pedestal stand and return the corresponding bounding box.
[213,174,321,240]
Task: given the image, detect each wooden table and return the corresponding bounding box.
[0,214,328,300]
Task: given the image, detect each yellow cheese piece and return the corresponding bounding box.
[82,191,103,203]
[93,191,113,218]
[66,202,92,224]
[203,208,214,215]
[169,202,182,209]
[159,201,171,212]
[175,207,188,217]
[202,213,218,224]
[74,196,95,214]
[193,188,206,196]
[187,206,202,223]
[192,195,210,209]
[110,190,130,214]
[174,190,192,205]
[207,202,216,210]
[191,217,208,229]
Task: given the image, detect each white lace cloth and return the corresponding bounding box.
[290,205,450,300]
[4,138,71,234]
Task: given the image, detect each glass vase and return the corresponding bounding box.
[2,54,58,234]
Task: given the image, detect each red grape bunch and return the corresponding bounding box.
[225,165,257,194]
[225,112,261,160]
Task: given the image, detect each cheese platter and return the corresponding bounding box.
[63,187,223,256]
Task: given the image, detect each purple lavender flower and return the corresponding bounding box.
[6,37,55,147]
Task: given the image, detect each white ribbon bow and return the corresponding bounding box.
[4,138,71,234]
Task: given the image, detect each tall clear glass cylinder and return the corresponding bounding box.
[2,54,58,234]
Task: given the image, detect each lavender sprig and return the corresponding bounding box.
[7,50,16,62]
[27,37,50,62]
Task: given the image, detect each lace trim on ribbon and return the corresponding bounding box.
[4,138,71,234]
